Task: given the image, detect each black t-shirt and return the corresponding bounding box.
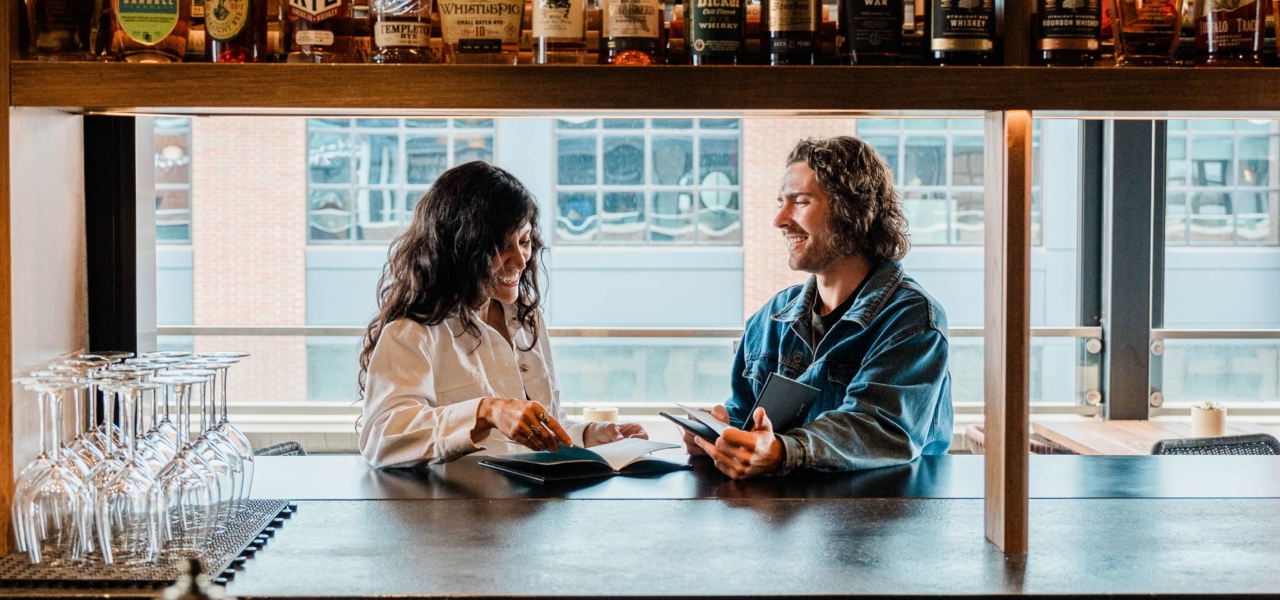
[810,277,869,350]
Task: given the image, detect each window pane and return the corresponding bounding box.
[952,191,984,244]
[603,136,645,185]
[455,118,494,128]
[557,119,598,130]
[355,190,404,241]
[951,119,984,131]
[903,136,946,186]
[557,192,598,243]
[603,119,644,129]
[1167,136,1187,187]
[699,191,741,243]
[903,192,947,245]
[455,134,494,164]
[1189,192,1233,243]
[1190,137,1233,186]
[406,119,447,129]
[309,118,349,129]
[951,136,983,186]
[602,192,645,242]
[650,191,695,243]
[308,132,351,184]
[156,189,191,242]
[1238,137,1271,187]
[1031,188,1043,246]
[652,137,693,186]
[653,119,693,129]
[858,119,899,131]
[699,137,739,186]
[404,188,427,218]
[864,136,900,184]
[558,137,597,185]
[698,119,739,129]
[905,119,947,130]
[406,136,448,184]
[155,134,190,185]
[355,119,398,128]
[309,189,354,240]
[1189,120,1235,131]
[355,134,400,185]
[1166,192,1187,245]
[1234,191,1274,243]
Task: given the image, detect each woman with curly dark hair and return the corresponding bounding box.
[358,161,646,468]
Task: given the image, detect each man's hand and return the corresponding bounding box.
[694,407,785,479]
[682,405,730,456]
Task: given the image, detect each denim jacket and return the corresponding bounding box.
[725,260,953,474]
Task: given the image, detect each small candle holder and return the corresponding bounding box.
[1191,401,1226,438]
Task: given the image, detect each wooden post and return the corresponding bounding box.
[983,110,1031,555]
[1,0,17,556]
[1001,0,1033,66]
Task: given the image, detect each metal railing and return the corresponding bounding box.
[1151,329,1280,340]
[158,325,1105,338]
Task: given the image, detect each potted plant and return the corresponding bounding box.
[1191,401,1226,437]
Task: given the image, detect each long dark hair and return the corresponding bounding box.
[788,137,911,262]
[358,161,545,398]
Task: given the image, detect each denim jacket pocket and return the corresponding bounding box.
[825,358,863,387]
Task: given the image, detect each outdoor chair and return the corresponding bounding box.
[254,441,308,457]
[1150,433,1280,455]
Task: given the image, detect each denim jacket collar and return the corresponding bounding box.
[769,260,905,329]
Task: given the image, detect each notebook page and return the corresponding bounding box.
[590,438,680,471]
[675,403,732,435]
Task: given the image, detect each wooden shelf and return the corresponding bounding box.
[10,61,1280,114]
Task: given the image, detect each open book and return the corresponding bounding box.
[478,438,688,484]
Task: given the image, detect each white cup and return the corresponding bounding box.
[582,407,619,423]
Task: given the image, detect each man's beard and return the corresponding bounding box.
[787,228,840,273]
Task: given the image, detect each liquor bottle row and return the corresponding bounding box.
[17,0,1280,65]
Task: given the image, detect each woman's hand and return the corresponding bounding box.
[583,422,649,447]
[475,398,572,451]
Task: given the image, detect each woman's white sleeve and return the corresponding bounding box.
[359,325,484,468]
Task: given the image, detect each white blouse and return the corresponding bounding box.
[359,306,587,468]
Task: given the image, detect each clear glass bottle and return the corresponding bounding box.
[24,0,101,59]
[371,0,433,62]
[533,0,587,62]
[112,0,191,61]
[1110,0,1182,65]
[1194,0,1263,65]
[600,0,663,63]
[206,0,270,60]
[438,0,524,63]
[284,0,354,61]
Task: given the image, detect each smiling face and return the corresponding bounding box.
[489,222,533,305]
[774,162,840,274]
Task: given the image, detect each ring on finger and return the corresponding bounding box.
[537,412,550,425]
[530,425,542,439]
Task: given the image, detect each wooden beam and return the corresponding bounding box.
[1,0,17,556]
[1001,0,1032,66]
[983,109,1031,555]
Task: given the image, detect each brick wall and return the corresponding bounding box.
[741,118,858,320]
[191,118,308,402]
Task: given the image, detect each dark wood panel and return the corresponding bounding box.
[0,0,15,558]
[12,62,1280,112]
[227,498,1280,598]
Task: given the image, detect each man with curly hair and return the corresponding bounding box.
[684,136,954,478]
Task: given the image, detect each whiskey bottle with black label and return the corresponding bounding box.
[929,0,995,64]
[601,0,663,64]
[843,0,902,64]
[1036,0,1099,65]
[284,0,353,61]
[206,0,269,60]
[762,0,819,64]
[371,0,433,62]
[687,0,745,64]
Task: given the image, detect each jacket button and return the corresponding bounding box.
[793,353,804,363]
[519,364,529,373]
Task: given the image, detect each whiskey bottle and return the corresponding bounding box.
[1109,0,1181,65]
[843,0,903,64]
[371,0,433,62]
[285,0,354,61]
[113,0,191,61]
[25,0,101,59]
[532,0,587,63]
[929,0,995,64]
[687,0,745,64]
[206,0,269,60]
[438,0,523,63]
[600,0,663,63]
[1037,0,1100,65]
[1194,0,1263,65]
[762,0,819,64]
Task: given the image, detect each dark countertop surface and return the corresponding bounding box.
[226,498,1280,599]
[250,454,1280,500]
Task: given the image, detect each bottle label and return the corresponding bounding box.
[532,0,584,38]
[767,0,818,32]
[603,0,661,38]
[205,0,250,40]
[295,28,335,44]
[439,0,523,45]
[1195,0,1261,54]
[930,0,994,50]
[843,0,902,53]
[289,0,346,22]
[117,0,180,45]
[688,0,744,56]
[1038,0,1100,49]
[192,0,205,18]
[375,21,429,46]
[605,37,659,52]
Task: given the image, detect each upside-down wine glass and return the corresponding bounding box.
[198,351,254,498]
[96,381,163,565]
[153,374,220,557]
[13,379,94,565]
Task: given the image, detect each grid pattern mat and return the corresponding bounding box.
[0,499,291,587]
